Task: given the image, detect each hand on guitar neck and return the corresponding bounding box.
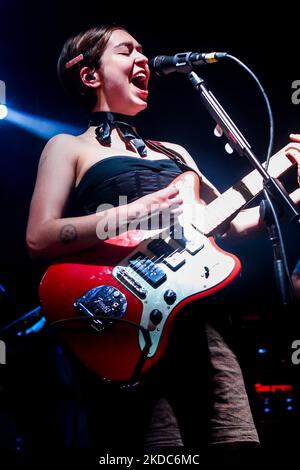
[285,133,300,187]
[222,134,300,238]
[38,135,300,383]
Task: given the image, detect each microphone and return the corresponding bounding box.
[149,51,227,76]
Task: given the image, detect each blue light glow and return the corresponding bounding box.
[258,347,267,354]
[5,108,82,138]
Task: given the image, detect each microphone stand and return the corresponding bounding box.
[259,198,292,306]
[187,71,300,306]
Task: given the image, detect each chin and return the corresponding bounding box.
[125,101,148,116]
[135,98,148,111]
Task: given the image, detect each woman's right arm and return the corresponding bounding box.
[26,135,182,260]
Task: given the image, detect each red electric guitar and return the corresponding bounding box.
[39,145,296,383]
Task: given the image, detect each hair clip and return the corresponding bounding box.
[65,53,84,69]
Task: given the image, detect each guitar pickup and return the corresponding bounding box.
[185,240,204,255]
[148,239,185,271]
[170,228,204,255]
[128,252,167,288]
[164,252,185,270]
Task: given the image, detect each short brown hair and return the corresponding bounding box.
[57,24,126,110]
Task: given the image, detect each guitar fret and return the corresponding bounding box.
[244,150,292,196]
[203,146,294,235]
[203,190,245,234]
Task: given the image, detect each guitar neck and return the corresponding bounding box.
[202,144,294,236]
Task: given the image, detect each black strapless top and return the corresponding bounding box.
[70,156,189,216]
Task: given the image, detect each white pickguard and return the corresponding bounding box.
[123,143,295,356]
[112,225,235,357]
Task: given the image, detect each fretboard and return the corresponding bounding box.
[202,144,294,236]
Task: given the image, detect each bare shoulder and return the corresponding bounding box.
[42,133,78,151]
[39,133,79,168]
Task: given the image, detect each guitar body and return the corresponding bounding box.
[39,172,241,383]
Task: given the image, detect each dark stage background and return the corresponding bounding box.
[0,1,300,461]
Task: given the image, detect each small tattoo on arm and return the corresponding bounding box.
[60,224,77,244]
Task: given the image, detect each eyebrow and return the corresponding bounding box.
[113,41,143,52]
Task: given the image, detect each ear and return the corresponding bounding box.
[80,66,101,89]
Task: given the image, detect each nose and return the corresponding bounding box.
[135,50,149,66]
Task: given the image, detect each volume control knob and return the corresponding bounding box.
[164,289,177,305]
[149,309,163,325]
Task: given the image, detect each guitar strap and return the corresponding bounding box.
[146,139,200,177]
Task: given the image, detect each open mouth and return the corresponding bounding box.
[130,72,148,91]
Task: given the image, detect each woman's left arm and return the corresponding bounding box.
[164,139,300,238]
[228,133,300,237]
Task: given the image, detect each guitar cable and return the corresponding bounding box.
[227,55,296,301]
[46,314,153,386]
[262,189,297,302]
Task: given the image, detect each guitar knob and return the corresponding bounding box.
[149,309,163,325]
[164,289,177,305]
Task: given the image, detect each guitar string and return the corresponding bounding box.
[85,221,192,325]
[118,148,291,279]
[105,147,293,301]
[109,223,187,292]
[202,147,292,235]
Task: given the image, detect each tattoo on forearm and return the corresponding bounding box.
[60,224,77,244]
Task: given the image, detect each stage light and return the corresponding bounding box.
[0,104,8,119]
[1,80,82,134]
[258,347,267,355]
